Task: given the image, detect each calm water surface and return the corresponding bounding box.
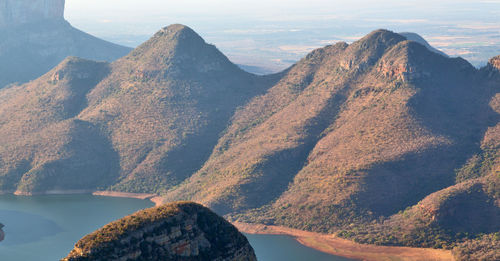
[0,195,353,261]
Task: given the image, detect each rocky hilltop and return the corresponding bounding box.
[0,0,130,88]
[0,0,65,27]
[63,202,256,261]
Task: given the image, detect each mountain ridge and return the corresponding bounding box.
[0,25,497,258]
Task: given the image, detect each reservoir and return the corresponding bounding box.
[0,194,353,261]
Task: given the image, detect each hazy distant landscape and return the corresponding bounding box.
[65,0,500,72]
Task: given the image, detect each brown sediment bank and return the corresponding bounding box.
[233,222,455,261]
[13,189,94,196]
[150,196,164,207]
[4,190,161,206]
[92,191,156,200]
[92,191,163,206]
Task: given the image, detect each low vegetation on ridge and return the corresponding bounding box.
[63,202,257,261]
[0,24,498,257]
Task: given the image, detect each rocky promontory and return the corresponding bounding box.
[63,202,257,261]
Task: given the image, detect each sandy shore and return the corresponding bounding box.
[233,222,455,261]
[92,191,157,200]
[5,190,161,206]
[150,196,164,207]
[92,191,164,207]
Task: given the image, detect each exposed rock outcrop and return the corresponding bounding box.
[63,202,257,261]
[486,55,500,77]
[0,0,65,27]
[0,223,4,242]
[490,56,500,70]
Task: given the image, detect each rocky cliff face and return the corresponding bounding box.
[0,223,4,242]
[0,0,65,27]
[63,202,256,261]
[0,0,130,88]
[487,56,500,77]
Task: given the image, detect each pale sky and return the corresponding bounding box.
[65,0,500,34]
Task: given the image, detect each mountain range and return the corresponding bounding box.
[0,0,131,88]
[0,24,498,259]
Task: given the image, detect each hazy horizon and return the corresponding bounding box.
[65,0,500,71]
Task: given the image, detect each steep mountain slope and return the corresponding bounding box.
[163,30,498,234]
[456,55,500,184]
[0,57,115,193]
[0,24,275,194]
[78,24,275,193]
[339,175,499,245]
[333,54,500,257]
[0,0,131,88]
[63,202,256,261]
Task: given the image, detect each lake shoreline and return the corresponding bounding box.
[1,190,162,206]
[0,192,455,260]
[233,222,455,261]
[92,191,164,207]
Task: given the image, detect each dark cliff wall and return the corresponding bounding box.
[0,0,65,27]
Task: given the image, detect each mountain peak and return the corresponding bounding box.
[48,57,109,84]
[155,24,205,44]
[161,24,196,34]
[361,29,407,45]
[339,29,406,72]
[125,24,239,75]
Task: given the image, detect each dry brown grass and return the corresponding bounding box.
[234,222,455,261]
[163,30,498,238]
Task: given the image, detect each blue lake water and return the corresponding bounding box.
[0,195,353,261]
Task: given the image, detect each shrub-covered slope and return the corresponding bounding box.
[163,29,497,233]
[63,202,256,261]
[0,26,498,255]
[0,57,115,193]
[338,175,499,246]
[0,24,275,194]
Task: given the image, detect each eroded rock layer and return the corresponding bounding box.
[63,202,256,261]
